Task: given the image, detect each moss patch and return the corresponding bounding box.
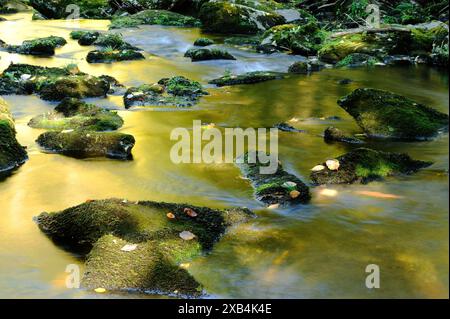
[209,71,285,87]
[109,9,201,29]
[184,48,236,61]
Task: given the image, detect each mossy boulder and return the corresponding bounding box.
[0,0,29,14]
[72,31,100,46]
[209,71,285,87]
[0,97,27,175]
[237,152,310,206]
[0,63,113,101]
[324,126,364,144]
[29,0,111,19]
[87,49,145,63]
[35,198,254,296]
[184,48,236,61]
[198,1,285,35]
[93,33,140,50]
[260,21,327,55]
[124,76,208,108]
[3,36,66,56]
[288,59,325,74]
[310,148,432,185]
[109,9,201,29]
[36,131,135,160]
[28,98,124,131]
[338,88,449,140]
[194,38,214,47]
[335,53,380,68]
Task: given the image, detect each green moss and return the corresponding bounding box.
[310,148,433,185]
[70,31,86,40]
[6,36,67,56]
[338,88,449,140]
[93,33,138,50]
[109,10,201,29]
[36,199,254,296]
[209,71,285,87]
[87,49,145,63]
[335,53,379,68]
[36,131,135,160]
[193,38,214,47]
[184,48,236,61]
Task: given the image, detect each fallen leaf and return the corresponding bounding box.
[311,165,325,172]
[85,199,94,203]
[94,288,106,293]
[326,159,340,171]
[290,190,300,199]
[319,188,338,197]
[282,181,297,189]
[179,231,196,241]
[179,263,190,269]
[167,212,176,219]
[121,244,137,252]
[289,117,299,123]
[267,204,280,209]
[355,191,403,199]
[184,208,198,217]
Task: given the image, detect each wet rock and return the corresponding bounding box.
[288,59,325,74]
[35,199,254,296]
[274,122,305,133]
[193,38,214,47]
[338,88,449,140]
[36,131,135,160]
[0,63,112,101]
[335,53,380,68]
[310,148,433,185]
[324,127,364,144]
[3,36,66,56]
[77,31,100,46]
[87,49,145,63]
[209,71,285,87]
[198,0,285,35]
[260,21,327,55]
[184,48,235,62]
[383,55,414,66]
[0,0,28,14]
[0,97,28,175]
[109,9,201,29]
[237,152,311,206]
[338,78,353,85]
[28,98,124,131]
[124,76,208,108]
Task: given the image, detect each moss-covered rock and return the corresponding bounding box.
[0,97,27,175]
[36,131,135,160]
[29,0,111,19]
[28,98,124,131]
[184,48,236,61]
[209,71,285,87]
[93,33,140,50]
[35,198,254,296]
[310,148,432,185]
[0,63,113,101]
[335,53,380,68]
[109,9,201,29]
[3,36,66,56]
[193,38,214,47]
[198,0,285,35]
[324,126,364,144]
[338,88,449,140]
[72,31,100,46]
[237,152,310,206]
[288,59,325,74]
[87,49,145,63]
[260,21,327,55]
[0,0,29,14]
[124,76,208,108]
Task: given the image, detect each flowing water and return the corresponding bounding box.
[0,13,448,299]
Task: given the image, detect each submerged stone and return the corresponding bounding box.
[237,152,311,206]
[0,63,112,101]
[36,130,135,160]
[28,98,124,131]
[338,88,449,140]
[87,49,145,63]
[274,122,305,133]
[209,71,285,87]
[184,48,235,62]
[0,97,28,175]
[35,199,254,296]
[78,31,100,46]
[3,36,67,56]
[124,76,208,108]
[310,148,433,185]
[93,33,140,50]
[198,0,285,34]
[109,9,201,29]
[324,127,364,144]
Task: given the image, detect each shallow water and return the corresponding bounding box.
[0,13,448,299]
